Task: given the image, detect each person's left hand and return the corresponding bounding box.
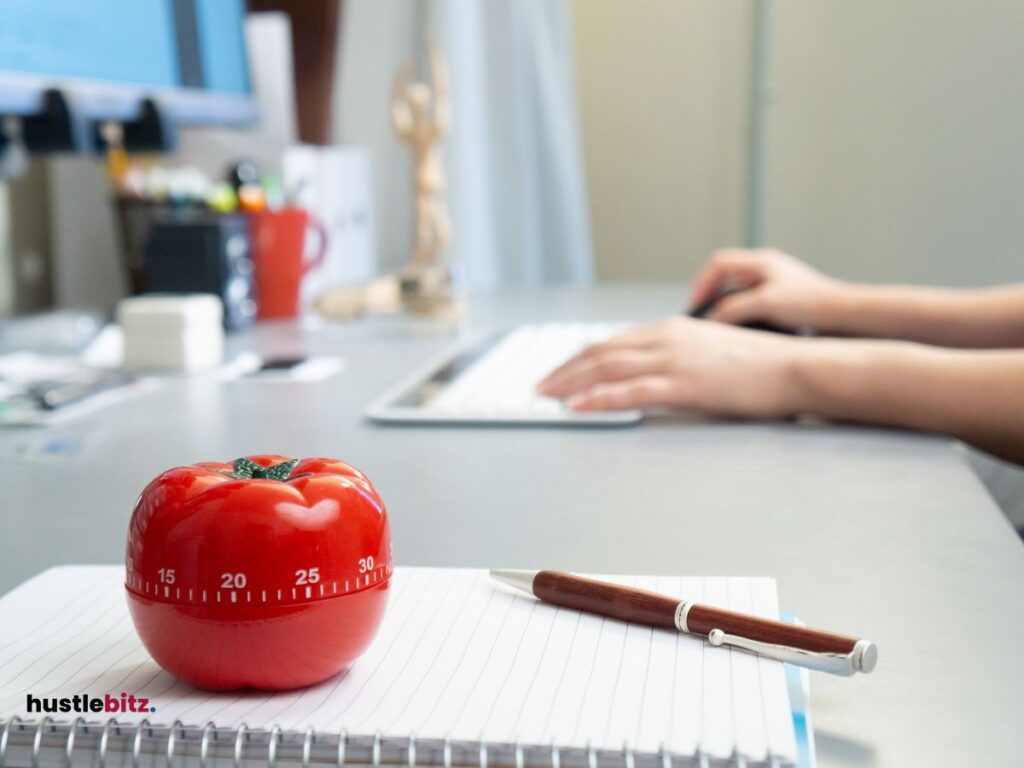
[536,317,803,417]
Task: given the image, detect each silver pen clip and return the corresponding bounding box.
[707,629,878,676]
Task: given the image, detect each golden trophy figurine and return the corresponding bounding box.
[392,46,451,272]
[390,46,460,316]
[315,45,461,320]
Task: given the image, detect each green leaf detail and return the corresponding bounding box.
[263,459,300,481]
[219,457,300,481]
[233,458,264,478]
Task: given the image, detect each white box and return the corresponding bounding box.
[283,144,376,306]
[118,294,224,372]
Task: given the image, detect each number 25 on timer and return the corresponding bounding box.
[125,455,393,691]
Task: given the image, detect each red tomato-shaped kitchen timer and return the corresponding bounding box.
[125,455,392,691]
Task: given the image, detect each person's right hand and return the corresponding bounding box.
[690,248,850,330]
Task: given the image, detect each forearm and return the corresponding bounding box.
[819,283,1024,348]
[787,340,1024,464]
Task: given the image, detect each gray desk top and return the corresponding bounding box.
[1,284,1021,767]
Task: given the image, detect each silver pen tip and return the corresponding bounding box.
[489,569,537,595]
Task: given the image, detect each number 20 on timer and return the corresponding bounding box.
[125,456,393,691]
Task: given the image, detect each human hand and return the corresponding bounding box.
[536,317,802,417]
[690,249,849,330]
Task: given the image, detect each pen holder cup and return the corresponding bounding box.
[249,208,328,320]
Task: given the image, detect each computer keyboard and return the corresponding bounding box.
[365,323,643,426]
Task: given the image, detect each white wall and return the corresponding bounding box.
[766,0,1024,287]
[573,0,751,282]
[573,0,1024,287]
[47,157,124,310]
[332,0,418,277]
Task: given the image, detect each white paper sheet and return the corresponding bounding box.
[0,567,796,765]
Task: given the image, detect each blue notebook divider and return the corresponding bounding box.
[781,612,818,768]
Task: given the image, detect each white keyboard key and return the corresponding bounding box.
[367,323,644,426]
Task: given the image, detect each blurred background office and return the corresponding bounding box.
[1,0,1023,524]
[2,0,1022,317]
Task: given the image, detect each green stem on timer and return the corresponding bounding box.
[221,457,300,481]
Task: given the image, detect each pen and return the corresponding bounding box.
[490,569,877,676]
[29,374,133,411]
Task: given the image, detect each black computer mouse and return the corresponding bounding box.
[688,286,798,335]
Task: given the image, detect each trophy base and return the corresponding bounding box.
[315,265,465,321]
[398,265,465,318]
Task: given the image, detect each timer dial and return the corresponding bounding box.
[125,455,392,691]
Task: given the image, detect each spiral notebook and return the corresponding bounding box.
[0,566,801,768]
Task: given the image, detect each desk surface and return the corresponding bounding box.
[1,284,1022,767]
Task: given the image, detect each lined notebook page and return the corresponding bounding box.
[0,567,796,764]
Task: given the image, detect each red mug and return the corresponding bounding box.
[250,207,327,320]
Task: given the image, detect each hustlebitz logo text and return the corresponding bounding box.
[26,693,155,714]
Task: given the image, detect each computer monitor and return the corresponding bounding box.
[0,0,256,127]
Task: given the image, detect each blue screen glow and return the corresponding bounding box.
[0,0,249,95]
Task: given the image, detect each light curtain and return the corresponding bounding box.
[334,0,593,290]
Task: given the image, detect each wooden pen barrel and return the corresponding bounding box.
[534,571,859,655]
[534,571,679,629]
[532,573,684,630]
[685,604,857,654]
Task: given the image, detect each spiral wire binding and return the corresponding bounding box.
[337,729,347,768]
[233,724,248,768]
[301,728,315,768]
[657,744,670,768]
[131,720,150,768]
[64,718,85,768]
[166,721,184,768]
[97,719,116,768]
[267,725,282,768]
[0,715,20,768]
[199,723,216,768]
[31,717,53,768]
[0,719,774,768]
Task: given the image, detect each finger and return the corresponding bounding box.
[706,288,767,325]
[537,324,668,391]
[537,349,664,398]
[583,322,668,353]
[537,354,588,394]
[566,376,676,412]
[690,250,770,308]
